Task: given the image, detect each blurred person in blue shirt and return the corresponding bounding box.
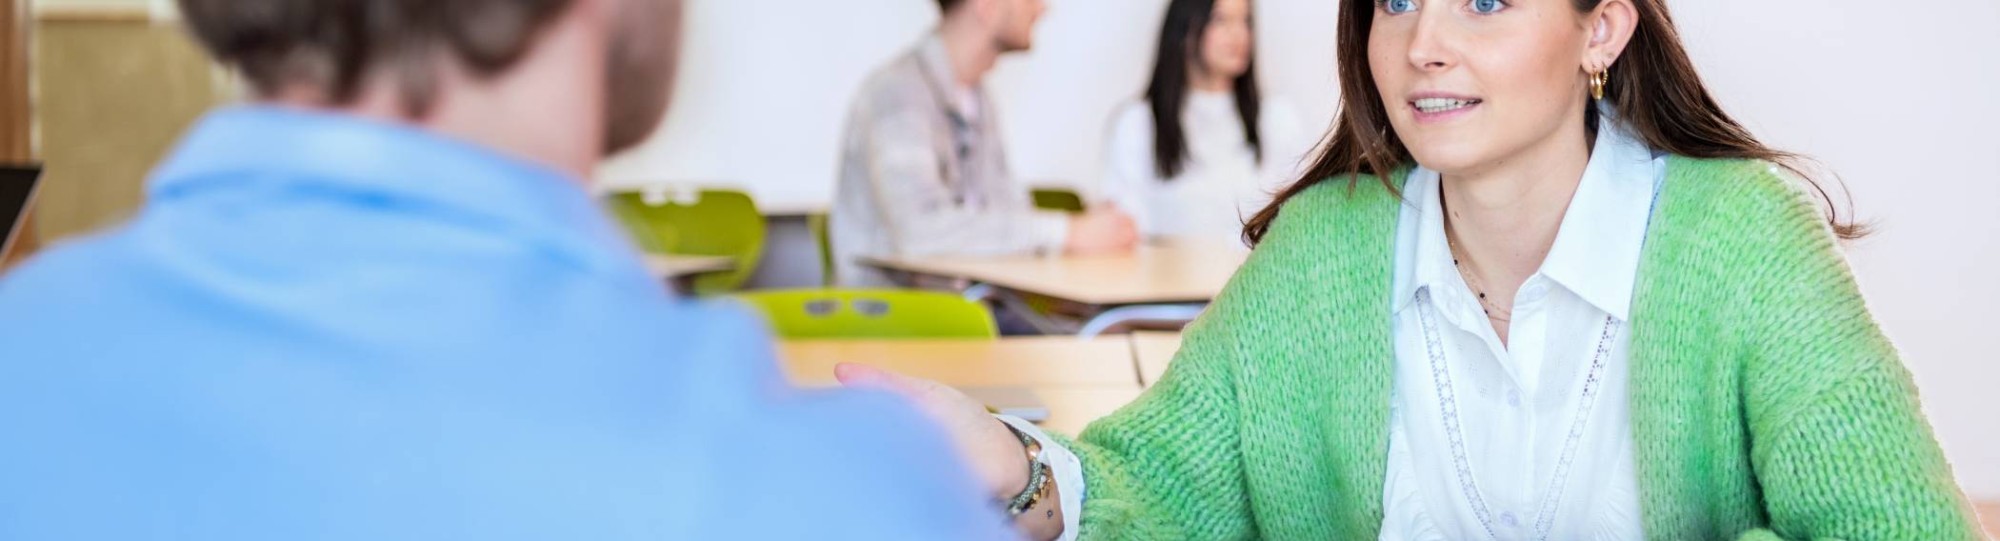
[0,0,1017,539]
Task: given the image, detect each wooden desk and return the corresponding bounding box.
[862,238,1247,306]
[780,336,1141,388]
[756,200,830,218]
[644,254,734,278]
[1129,331,1184,387]
[1000,386,1140,435]
[780,337,1145,434]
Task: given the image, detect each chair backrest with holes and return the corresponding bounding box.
[807,212,834,286]
[605,188,765,294]
[732,288,997,339]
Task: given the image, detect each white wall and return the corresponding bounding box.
[598,0,1339,209]
[627,0,2000,497]
[596,0,944,212]
[1670,0,2000,499]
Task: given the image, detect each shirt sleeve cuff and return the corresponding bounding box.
[996,415,1083,541]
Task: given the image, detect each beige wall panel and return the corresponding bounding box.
[32,16,224,242]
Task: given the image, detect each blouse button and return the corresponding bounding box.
[1506,390,1522,408]
[1500,512,1520,527]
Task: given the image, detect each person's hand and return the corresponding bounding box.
[1064,205,1138,255]
[835,363,1029,500]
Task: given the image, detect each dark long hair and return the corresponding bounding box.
[1146,0,1262,180]
[1242,0,1862,245]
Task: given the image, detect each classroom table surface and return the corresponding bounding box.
[860,237,1248,306]
[755,200,830,218]
[995,386,1141,435]
[779,336,1142,388]
[779,336,1145,434]
[643,254,735,278]
[1129,331,1183,387]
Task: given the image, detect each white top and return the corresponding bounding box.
[1010,111,1666,541]
[1381,111,1663,540]
[1099,92,1311,243]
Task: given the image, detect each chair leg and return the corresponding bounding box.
[985,288,1075,335]
[961,283,997,303]
[1076,304,1207,339]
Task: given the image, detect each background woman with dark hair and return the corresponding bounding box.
[1100,0,1308,243]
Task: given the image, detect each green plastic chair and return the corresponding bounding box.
[734,288,998,339]
[1030,188,1086,213]
[808,212,835,286]
[605,188,765,295]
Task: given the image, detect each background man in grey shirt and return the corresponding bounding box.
[832,0,1138,287]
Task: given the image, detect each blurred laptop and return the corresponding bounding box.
[1,165,43,262]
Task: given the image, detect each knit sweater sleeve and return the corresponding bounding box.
[1729,165,1982,541]
[1047,301,1258,540]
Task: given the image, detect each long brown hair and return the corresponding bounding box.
[1147,0,1263,180]
[1241,0,1862,246]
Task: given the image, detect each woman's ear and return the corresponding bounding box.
[1582,0,1640,74]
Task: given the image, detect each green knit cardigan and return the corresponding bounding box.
[1055,157,1982,540]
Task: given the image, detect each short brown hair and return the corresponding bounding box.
[936,0,967,13]
[177,0,573,113]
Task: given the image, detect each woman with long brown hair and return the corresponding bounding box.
[1100,0,1309,243]
[841,0,1984,538]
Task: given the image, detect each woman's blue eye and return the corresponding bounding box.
[1379,0,1418,15]
[1469,0,1507,14]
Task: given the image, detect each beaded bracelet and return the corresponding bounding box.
[1001,421,1051,517]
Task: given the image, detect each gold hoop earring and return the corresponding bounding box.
[1590,70,1608,101]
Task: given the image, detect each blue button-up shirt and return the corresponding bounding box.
[0,107,1013,540]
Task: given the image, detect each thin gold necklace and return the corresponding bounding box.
[1441,194,1514,324]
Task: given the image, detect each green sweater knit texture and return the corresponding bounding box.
[1055,157,1981,540]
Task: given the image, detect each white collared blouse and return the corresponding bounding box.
[1008,111,1667,541]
